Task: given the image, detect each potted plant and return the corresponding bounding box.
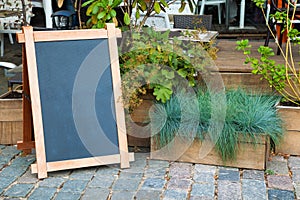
[150,88,284,170]
[236,0,300,155]
[118,27,218,146]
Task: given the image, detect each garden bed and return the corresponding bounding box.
[151,135,270,170]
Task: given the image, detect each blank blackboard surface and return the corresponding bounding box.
[18,25,133,179]
[35,39,119,162]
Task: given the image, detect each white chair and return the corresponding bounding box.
[31,0,53,28]
[132,11,171,29]
[197,0,226,24]
[0,0,33,57]
[165,1,196,15]
[0,61,17,77]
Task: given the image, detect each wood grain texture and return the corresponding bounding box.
[0,121,22,144]
[31,152,134,173]
[107,23,131,168]
[151,136,269,170]
[17,28,122,43]
[23,26,48,179]
[276,106,300,155]
[19,45,34,154]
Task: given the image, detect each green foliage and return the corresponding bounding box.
[151,88,284,161]
[82,0,123,28]
[237,39,287,92]
[237,0,300,105]
[265,169,275,175]
[119,27,216,111]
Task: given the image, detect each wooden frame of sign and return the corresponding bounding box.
[17,24,134,179]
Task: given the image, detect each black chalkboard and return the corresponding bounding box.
[18,25,132,179]
[35,39,119,162]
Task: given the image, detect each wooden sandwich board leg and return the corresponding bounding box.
[17,45,35,154]
[22,26,48,179]
[107,24,130,168]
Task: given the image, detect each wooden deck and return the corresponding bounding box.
[209,39,300,92]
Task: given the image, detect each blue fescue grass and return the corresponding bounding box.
[151,88,284,161]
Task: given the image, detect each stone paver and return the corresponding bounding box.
[141,178,166,190]
[267,175,294,191]
[81,188,110,200]
[289,156,300,170]
[242,169,265,181]
[38,177,66,188]
[58,179,89,193]
[292,169,300,184]
[88,176,115,188]
[55,192,82,200]
[3,183,34,198]
[167,178,192,190]
[218,169,240,182]
[242,179,267,200]
[112,178,140,191]
[266,160,289,175]
[218,180,242,200]
[190,183,215,199]
[110,190,135,200]
[28,187,57,200]
[135,189,161,200]
[1,146,300,199]
[268,189,295,200]
[163,189,188,200]
[17,170,39,184]
[0,175,17,192]
[294,184,300,199]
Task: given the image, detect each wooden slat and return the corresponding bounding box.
[17,28,122,43]
[31,153,134,174]
[276,130,300,155]
[277,105,300,131]
[151,136,268,170]
[0,108,22,121]
[0,99,22,109]
[23,26,48,179]
[0,121,23,144]
[19,44,34,154]
[17,141,35,150]
[107,23,130,168]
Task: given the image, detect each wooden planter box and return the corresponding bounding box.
[0,98,23,144]
[126,93,154,147]
[151,135,270,170]
[276,105,300,155]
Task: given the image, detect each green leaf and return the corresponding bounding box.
[92,5,99,14]
[177,68,188,77]
[82,0,95,7]
[162,70,175,79]
[110,9,117,17]
[153,87,173,103]
[97,11,106,19]
[160,0,168,7]
[154,2,161,13]
[124,12,131,25]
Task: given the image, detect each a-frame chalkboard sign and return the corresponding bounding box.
[17,24,134,179]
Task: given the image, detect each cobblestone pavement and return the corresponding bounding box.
[0,145,300,199]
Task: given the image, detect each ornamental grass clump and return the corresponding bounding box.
[151,89,284,161]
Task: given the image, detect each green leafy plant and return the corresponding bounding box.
[151,88,284,161]
[265,169,275,175]
[236,0,300,105]
[119,27,217,112]
[82,0,123,28]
